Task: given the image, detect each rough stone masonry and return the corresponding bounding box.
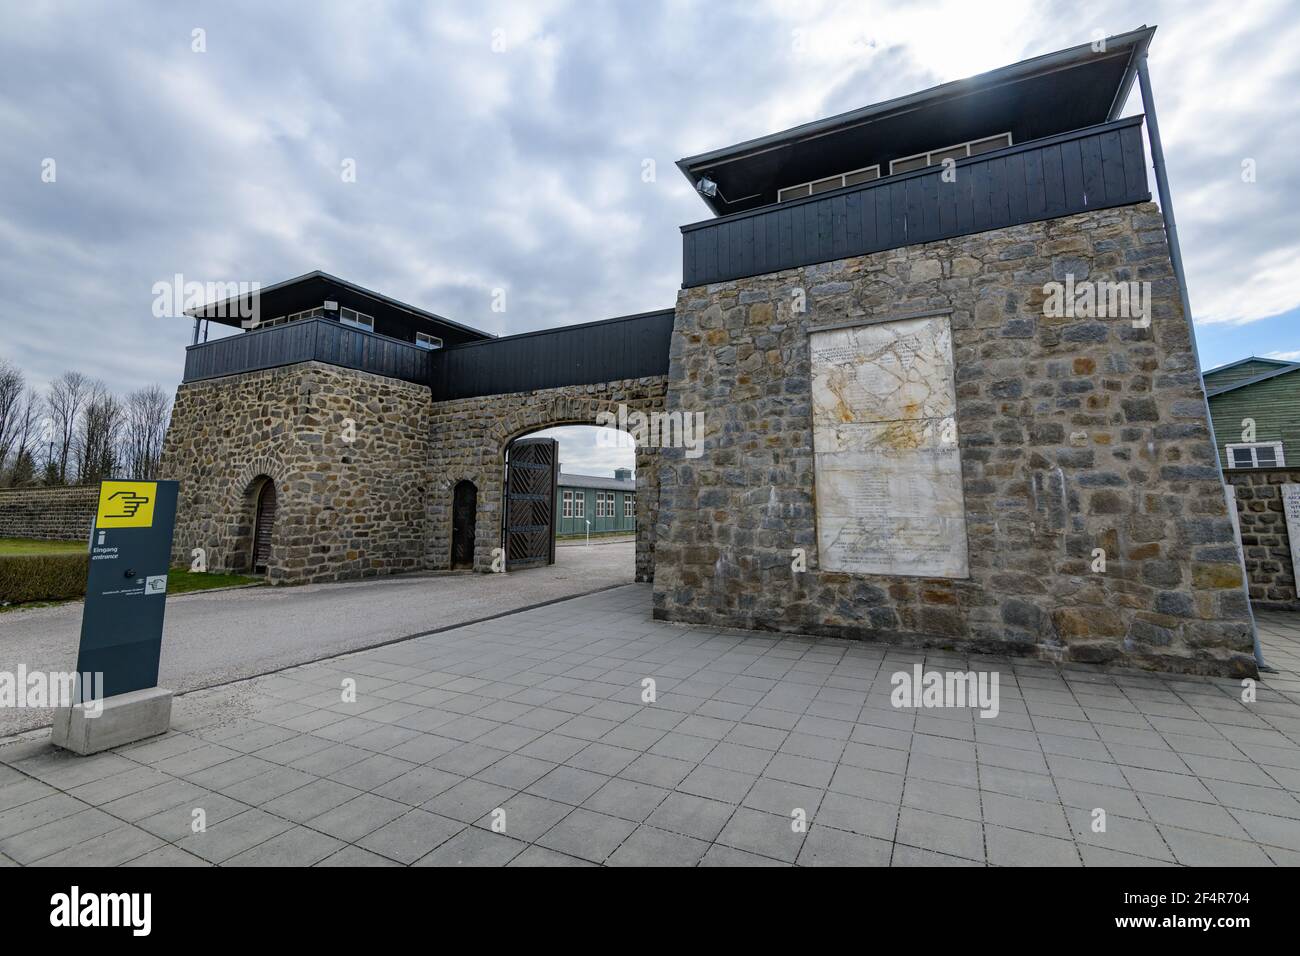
[1227,466,1300,611]
[161,363,432,582]
[162,364,668,583]
[0,486,98,541]
[424,377,667,580]
[652,203,1256,677]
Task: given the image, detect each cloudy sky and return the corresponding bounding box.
[1,0,1296,474]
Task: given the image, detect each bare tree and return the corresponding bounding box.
[3,387,41,487]
[0,357,25,474]
[124,384,171,479]
[2,361,171,486]
[74,382,123,483]
[45,370,89,483]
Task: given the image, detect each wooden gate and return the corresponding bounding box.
[451,480,477,569]
[504,438,558,570]
[253,479,277,573]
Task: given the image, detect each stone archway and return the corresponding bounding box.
[425,377,668,580]
[227,456,290,576]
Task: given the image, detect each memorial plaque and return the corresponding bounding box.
[810,315,968,577]
[1282,483,1300,594]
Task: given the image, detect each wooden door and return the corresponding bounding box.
[253,480,277,572]
[452,480,477,569]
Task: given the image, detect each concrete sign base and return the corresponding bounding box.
[51,687,174,755]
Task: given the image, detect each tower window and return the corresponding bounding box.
[889,132,1013,175]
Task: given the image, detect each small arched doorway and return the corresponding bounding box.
[252,478,277,574]
[451,480,477,569]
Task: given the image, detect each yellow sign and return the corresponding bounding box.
[96,481,157,529]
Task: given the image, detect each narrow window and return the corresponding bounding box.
[889,132,1013,175]
[968,133,1013,156]
[843,167,880,186]
[930,145,968,165]
[889,153,929,174]
[340,307,374,331]
[1227,442,1285,468]
[779,165,880,202]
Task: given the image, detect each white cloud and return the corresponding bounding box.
[0,0,1296,409]
[530,425,635,476]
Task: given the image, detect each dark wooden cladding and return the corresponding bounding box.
[430,310,674,401]
[183,310,675,399]
[183,318,433,385]
[681,117,1150,288]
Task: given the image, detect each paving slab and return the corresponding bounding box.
[2,587,1298,865]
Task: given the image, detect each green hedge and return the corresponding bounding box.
[0,553,88,604]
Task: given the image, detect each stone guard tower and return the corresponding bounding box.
[655,25,1256,676]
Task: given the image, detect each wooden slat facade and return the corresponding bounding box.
[429,310,675,401]
[1208,372,1300,470]
[681,116,1150,288]
[182,318,434,385]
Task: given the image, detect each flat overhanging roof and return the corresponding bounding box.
[185,270,493,345]
[677,26,1156,216]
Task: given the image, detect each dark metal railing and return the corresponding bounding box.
[182,318,433,385]
[680,116,1151,288]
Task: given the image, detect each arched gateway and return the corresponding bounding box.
[160,294,672,585]
[163,31,1262,677]
[425,378,668,581]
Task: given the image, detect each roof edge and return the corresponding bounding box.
[1202,355,1297,376]
[1205,363,1300,397]
[437,308,675,352]
[676,25,1157,215]
[184,270,495,340]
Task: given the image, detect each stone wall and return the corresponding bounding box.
[426,377,668,579]
[0,486,98,540]
[654,202,1256,677]
[160,362,432,583]
[1227,467,1300,610]
[161,364,668,585]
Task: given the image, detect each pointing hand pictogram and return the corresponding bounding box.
[105,490,150,518]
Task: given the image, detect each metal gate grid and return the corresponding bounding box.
[504,437,558,569]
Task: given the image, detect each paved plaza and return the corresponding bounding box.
[0,541,634,736]
[1,585,1298,866]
